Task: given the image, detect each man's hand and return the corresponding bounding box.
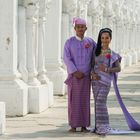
[73,71,85,79]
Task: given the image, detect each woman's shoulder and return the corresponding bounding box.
[111,50,120,56]
[111,50,121,62]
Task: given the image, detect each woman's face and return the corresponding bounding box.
[101,32,111,48]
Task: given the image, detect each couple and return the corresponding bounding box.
[63,17,121,135]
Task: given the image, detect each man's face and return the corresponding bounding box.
[74,24,87,37]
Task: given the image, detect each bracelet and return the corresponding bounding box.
[105,68,108,72]
[107,68,111,73]
[91,71,95,74]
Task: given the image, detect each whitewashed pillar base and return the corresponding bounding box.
[46,67,67,95]
[131,51,138,64]
[0,79,28,116]
[138,50,140,61]
[0,102,5,135]
[28,82,53,113]
[121,56,126,69]
[125,53,133,67]
[47,81,54,107]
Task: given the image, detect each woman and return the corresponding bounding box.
[91,28,121,135]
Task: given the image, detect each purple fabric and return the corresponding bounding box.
[109,51,140,130]
[64,36,96,128]
[113,73,140,131]
[73,17,86,25]
[63,36,96,75]
[66,75,91,128]
[94,55,112,86]
[92,81,110,134]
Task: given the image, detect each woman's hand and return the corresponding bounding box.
[99,64,107,72]
[91,73,100,80]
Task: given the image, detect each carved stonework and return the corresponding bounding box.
[62,0,78,15]
[77,0,91,18]
[24,0,41,86]
[37,0,50,84]
[103,0,113,17]
[88,0,104,24]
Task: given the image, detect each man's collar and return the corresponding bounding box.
[75,35,85,41]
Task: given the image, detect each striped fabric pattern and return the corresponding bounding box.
[67,75,91,128]
[92,81,111,134]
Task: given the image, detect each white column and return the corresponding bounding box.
[61,13,70,61]
[87,0,103,41]
[46,0,66,95]
[102,0,113,28]
[125,21,133,67]
[77,0,91,19]
[38,0,54,107]
[25,0,53,113]
[131,22,138,64]
[86,16,93,38]
[38,0,50,84]
[63,0,78,36]
[137,23,140,60]
[0,102,5,134]
[0,0,28,116]
[25,1,40,86]
[18,6,28,82]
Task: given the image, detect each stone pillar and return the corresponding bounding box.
[126,1,139,66]
[102,0,116,52]
[137,23,140,60]
[18,5,28,82]
[38,0,54,106]
[25,1,40,86]
[129,6,139,65]
[0,0,28,116]
[62,0,78,36]
[38,0,50,84]
[0,102,5,134]
[77,0,91,19]
[46,0,66,95]
[86,15,93,38]
[115,16,127,68]
[88,0,104,41]
[61,13,70,61]
[24,0,53,113]
[131,21,138,64]
[102,0,113,28]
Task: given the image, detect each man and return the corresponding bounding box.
[63,17,96,132]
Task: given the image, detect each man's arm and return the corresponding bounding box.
[63,40,77,74]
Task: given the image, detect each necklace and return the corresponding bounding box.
[101,48,111,56]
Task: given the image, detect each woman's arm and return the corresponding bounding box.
[107,60,121,73]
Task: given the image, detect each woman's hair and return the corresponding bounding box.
[95,28,112,56]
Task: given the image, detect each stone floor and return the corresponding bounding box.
[0,63,140,140]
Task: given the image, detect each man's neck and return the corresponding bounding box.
[75,35,84,41]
